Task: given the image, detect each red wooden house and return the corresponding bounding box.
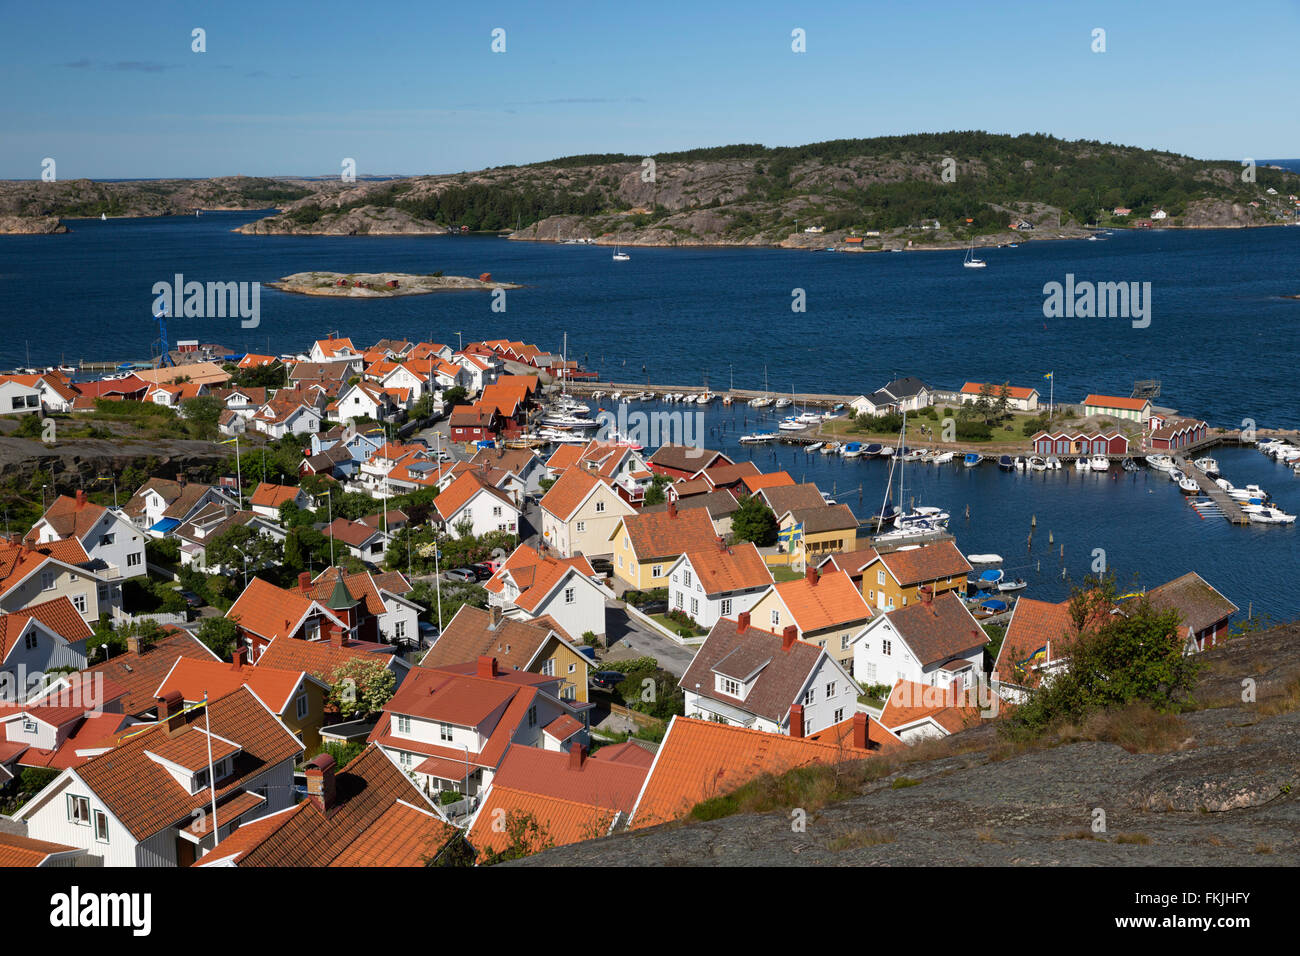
[1030,431,1129,456]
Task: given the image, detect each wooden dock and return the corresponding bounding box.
[1176,456,1249,525]
[566,382,856,407]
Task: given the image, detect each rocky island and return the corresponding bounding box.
[269,270,520,297]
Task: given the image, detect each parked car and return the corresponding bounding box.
[418,622,439,646]
[469,563,495,581]
[590,671,626,690]
[444,568,477,583]
[639,600,668,615]
[179,590,203,609]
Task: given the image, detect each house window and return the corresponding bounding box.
[826,681,837,697]
[24,632,37,650]
[804,687,815,705]
[394,620,406,640]
[41,570,56,591]
[674,591,683,609]
[719,676,740,697]
[770,609,780,627]
[867,663,877,682]
[492,506,502,517]
[397,715,411,734]
[594,500,605,513]
[399,751,413,768]
[882,639,892,656]
[542,659,555,676]
[689,597,698,616]
[93,810,109,843]
[877,570,886,586]
[296,694,309,720]
[127,552,142,567]
[902,596,908,607]
[682,570,691,587]
[72,595,87,614]
[720,598,732,616]
[22,718,36,733]
[869,590,875,601]
[527,706,537,728]
[102,533,115,545]
[568,662,576,673]
[841,634,851,650]
[834,707,844,725]
[576,521,586,533]
[67,795,91,826]
[652,565,663,578]
[439,722,453,741]
[564,587,575,605]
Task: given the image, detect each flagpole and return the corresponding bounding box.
[234,435,243,509]
[203,691,218,845]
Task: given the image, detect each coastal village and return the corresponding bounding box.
[0,331,1277,867]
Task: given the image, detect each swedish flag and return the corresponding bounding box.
[778,522,804,543]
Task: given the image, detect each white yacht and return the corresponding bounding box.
[1089,455,1111,472]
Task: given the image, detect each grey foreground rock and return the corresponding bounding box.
[517,623,1300,866]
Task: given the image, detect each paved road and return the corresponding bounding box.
[601,604,695,677]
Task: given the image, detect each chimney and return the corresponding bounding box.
[737,610,751,631]
[489,605,502,630]
[158,691,185,735]
[327,624,345,647]
[231,646,247,671]
[6,532,18,547]
[717,535,726,551]
[920,584,933,605]
[298,571,312,592]
[476,655,499,679]
[789,703,804,739]
[126,634,142,655]
[176,472,186,487]
[782,625,798,652]
[667,499,677,519]
[852,711,870,750]
[304,753,337,813]
[75,489,87,510]
[568,741,587,770]
[805,566,819,587]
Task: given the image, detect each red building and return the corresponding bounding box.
[449,403,499,443]
[1148,418,1208,450]
[1029,431,1129,456]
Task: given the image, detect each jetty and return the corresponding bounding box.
[1176,456,1249,525]
[568,382,855,408]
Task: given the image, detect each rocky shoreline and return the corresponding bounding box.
[0,216,68,235]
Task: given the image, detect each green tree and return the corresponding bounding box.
[731,495,778,547]
[204,525,283,574]
[196,615,240,660]
[642,475,671,507]
[329,657,397,719]
[442,385,468,407]
[479,810,555,865]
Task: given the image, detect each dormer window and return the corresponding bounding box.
[716,675,744,699]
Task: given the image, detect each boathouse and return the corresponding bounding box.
[1029,431,1129,456]
[1081,394,1152,424]
[1147,418,1208,450]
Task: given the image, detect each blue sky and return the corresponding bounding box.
[3,0,1298,178]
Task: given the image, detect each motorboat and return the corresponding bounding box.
[806,442,824,453]
[821,442,841,455]
[1178,477,1200,494]
[774,397,792,409]
[967,553,1003,565]
[1028,456,1048,472]
[898,506,949,529]
[972,568,1004,587]
[997,578,1027,593]
[749,396,773,408]
[1045,456,1062,470]
[1192,457,1219,475]
[1146,455,1175,472]
[997,455,1014,470]
[973,599,1009,619]
[1074,457,1089,471]
[1121,458,1140,472]
[903,448,927,462]
[738,431,776,444]
[842,442,863,459]
[878,446,895,458]
[1248,507,1296,524]
[963,452,983,467]
[1013,456,1027,470]
[1090,455,1111,472]
[778,417,809,431]
[931,451,954,465]
[863,443,883,457]
[540,412,599,429]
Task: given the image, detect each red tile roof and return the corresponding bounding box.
[877,540,973,586]
[992,597,1076,689]
[83,628,221,716]
[155,658,312,716]
[879,679,983,735]
[883,591,988,667]
[615,506,717,561]
[771,569,871,633]
[960,383,1038,399]
[0,832,83,867]
[539,467,609,522]
[0,596,93,660]
[1083,394,1150,411]
[676,541,773,595]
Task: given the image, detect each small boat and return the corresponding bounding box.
[774,397,792,409]
[997,578,1027,593]
[903,448,927,462]
[973,599,1009,619]
[998,455,1014,470]
[738,431,776,444]
[821,442,841,455]
[1013,456,1026,470]
[1248,507,1297,524]
[963,453,983,467]
[878,446,895,458]
[974,568,1004,587]
[1074,457,1089,471]
[100,213,107,221]
[1146,455,1175,472]
[966,553,1003,565]
[777,417,808,431]
[1178,477,1200,494]
[1089,455,1110,472]
[1028,456,1048,472]
[842,442,863,459]
[612,244,630,261]
[931,451,954,465]
[863,443,883,457]
[1045,456,1062,470]
[1121,458,1139,472]
[749,397,773,408]
[963,242,987,269]
[722,395,734,405]
[806,442,824,453]
[1193,457,1219,475]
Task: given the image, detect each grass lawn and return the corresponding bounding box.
[771,565,803,582]
[649,612,706,637]
[820,406,1099,445]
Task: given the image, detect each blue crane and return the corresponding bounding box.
[155,308,173,367]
